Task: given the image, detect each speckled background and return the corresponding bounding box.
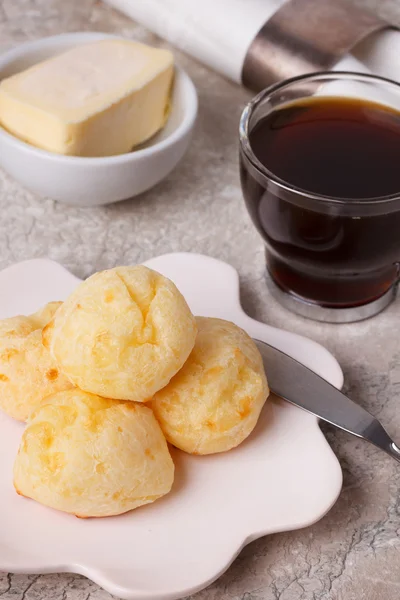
[1,1,400,599]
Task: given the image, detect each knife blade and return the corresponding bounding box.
[255,339,400,464]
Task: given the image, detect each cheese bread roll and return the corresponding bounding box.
[43,266,197,402]
[152,317,269,455]
[13,389,174,518]
[0,302,73,422]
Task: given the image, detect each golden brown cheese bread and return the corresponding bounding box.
[152,317,269,455]
[0,302,73,422]
[13,389,175,517]
[43,266,197,402]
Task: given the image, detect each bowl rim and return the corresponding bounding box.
[0,31,198,164]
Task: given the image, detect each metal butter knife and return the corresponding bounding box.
[255,340,400,464]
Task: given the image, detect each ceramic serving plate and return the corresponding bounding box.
[0,252,343,600]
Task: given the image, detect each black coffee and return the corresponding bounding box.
[249,96,400,198]
[240,96,400,308]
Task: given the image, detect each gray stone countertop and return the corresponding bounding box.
[1,1,400,599]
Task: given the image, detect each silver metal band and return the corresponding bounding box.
[242,0,388,91]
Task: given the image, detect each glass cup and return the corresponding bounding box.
[239,72,400,323]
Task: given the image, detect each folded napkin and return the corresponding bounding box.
[104,0,400,87]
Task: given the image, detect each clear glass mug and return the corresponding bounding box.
[239,72,400,323]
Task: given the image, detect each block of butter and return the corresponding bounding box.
[0,40,174,157]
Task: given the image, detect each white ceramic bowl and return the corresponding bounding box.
[0,32,198,206]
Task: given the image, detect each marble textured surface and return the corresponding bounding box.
[1,0,400,598]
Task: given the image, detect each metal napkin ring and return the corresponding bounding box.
[242,0,389,91]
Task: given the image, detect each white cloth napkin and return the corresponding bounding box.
[104,0,400,86]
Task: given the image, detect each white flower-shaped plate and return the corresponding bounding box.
[0,253,343,600]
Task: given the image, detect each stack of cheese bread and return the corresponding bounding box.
[0,266,269,518]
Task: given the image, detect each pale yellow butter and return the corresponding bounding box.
[0,40,174,157]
